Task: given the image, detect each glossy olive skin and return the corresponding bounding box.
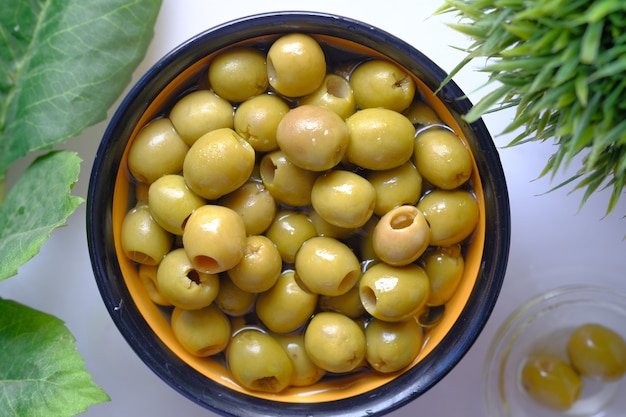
[304,311,366,373]
[148,174,205,235]
[127,117,189,183]
[266,33,326,97]
[349,59,415,112]
[234,93,289,152]
[421,245,465,306]
[403,100,441,126]
[214,275,256,317]
[359,263,430,322]
[171,304,231,357]
[260,150,319,207]
[227,329,294,393]
[156,248,220,310]
[169,90,234,146]
[137,264,171,306]
[318,283,366,319]
[345,108,415,171]
[227,235,282,293]
[366,161,423,216]
[183,128,255,200]
[311,170,376,229]
[218,181,277,235]
[417,189,480,246]
[413,127,472,190]
[365,317,423,373]
[256,270,318,334]
[208,47,268,103]
[299,73,357,120]
[295,236,362,296]
[265,210,317,263]
[520,354,582,411]
[372,205,430,266]
[182,204,247,274]
[274,333,326,387]
[567,323,626,381]
[276,104,350,171]
[120,203,173,266]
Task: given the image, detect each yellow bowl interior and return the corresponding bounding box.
[110,34,486,403]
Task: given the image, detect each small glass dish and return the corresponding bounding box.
[484,285,626,417]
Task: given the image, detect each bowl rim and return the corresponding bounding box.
[87,10,511,417]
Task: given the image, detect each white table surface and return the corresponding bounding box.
[4,1,626,416]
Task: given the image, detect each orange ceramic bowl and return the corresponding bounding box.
[87,11,510,417]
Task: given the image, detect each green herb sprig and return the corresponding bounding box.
[438,0,626,215]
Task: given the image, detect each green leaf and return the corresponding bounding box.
[0,0,163,182]
[0,151,82,280]
[0,298,110,416]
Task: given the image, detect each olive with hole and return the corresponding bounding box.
[359,262,430,322]
[227,329,294,393]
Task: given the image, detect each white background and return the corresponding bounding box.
[4,1,626,416]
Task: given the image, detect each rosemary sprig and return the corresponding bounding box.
[438,0,626,216]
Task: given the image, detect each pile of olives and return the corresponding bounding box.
[520,323,626,412]
[119,32,480,394]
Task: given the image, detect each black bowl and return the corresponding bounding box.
[87,11,510,417]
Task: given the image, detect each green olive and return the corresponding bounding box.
[183,128,255,200]
[372,205,430,266]
[218,182,277,236]
[310,170,376,229]
[264,210,317,264]
[256,270,317,334]
[227,329,293,393]
[215,275,256,317]
[295,236,362,296]
[148,174,205,235]
[171,304,231,357]
[299,73,357,120]
[276,104,350,171]
[127,117,189,183]
[137,264,171,306]
[349,59,415,112]
[304,311,366,373]
[169,89,234,146]
[567,323,626,381]
[274,333,326,387]
[520,354,582,411]
[227,235,282,293]
[359,263,430,322]
[421,245,465,306]
[120,203,173,266]
[365,161,423,216]
[413,127,472,190]
[234,93,289,152]
[365,317,423,373]
[417,189,479,246]
[267,33,326,97]
[182,204,247,274]
[208,47,268,103]
[318,283,366,319]
[308,209,357,239]
[346,108,415,170]
[259,150,319,207]
[403,100,441,126]
[156,248,220,310]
